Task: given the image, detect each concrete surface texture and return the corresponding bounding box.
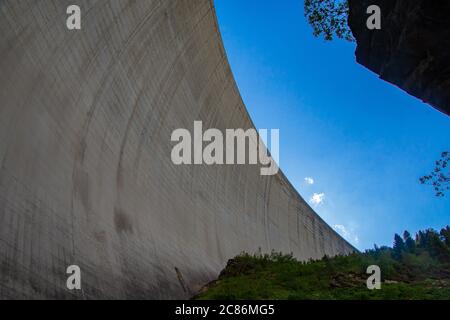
[0,0,355,299]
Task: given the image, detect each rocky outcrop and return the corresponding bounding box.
[348,0,450,116]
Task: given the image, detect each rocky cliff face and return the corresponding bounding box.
[348,0,450,116]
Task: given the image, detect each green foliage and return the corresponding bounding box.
[304,0,354,41]
[195,227,450,300]
[392,234,405,260]
[420,151,450,197]
[441,226,450,247]
[403,231,416,253]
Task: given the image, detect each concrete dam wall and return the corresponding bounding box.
[0,0,355,299]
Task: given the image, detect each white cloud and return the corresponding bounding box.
[309,192,325,206]
[333,224,359,245]
[334,224,349,237]
[304,177,314,185]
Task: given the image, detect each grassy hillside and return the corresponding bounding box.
[195,227,450,300]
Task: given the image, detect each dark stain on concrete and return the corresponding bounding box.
[174,267,190,295]
[114,208,133,234]
[73,168,91,213]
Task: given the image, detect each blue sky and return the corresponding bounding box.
[215,0,450,250]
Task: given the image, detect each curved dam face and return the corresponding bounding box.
[0,0,355,299]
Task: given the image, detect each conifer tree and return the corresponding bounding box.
[403,230,416,253]
[440,226,450,247]
[392,234,405,260]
